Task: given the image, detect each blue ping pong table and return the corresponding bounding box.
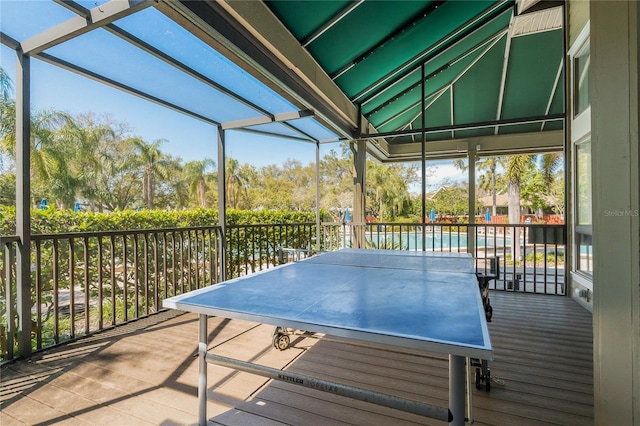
[163,248,492,425]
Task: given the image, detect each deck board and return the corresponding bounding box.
[1,292,593,425]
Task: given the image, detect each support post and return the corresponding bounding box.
[15,51,32,357]
[467,148,476,255]
[315,142,321,251]
[217,127,226,281]
[352,139,366,248]
[421,64,427,250]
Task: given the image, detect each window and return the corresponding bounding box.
[575,139,592,275]
[574,42,591,117]
[569,23,593,283]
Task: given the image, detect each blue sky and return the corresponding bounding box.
[0,43,325,168]
[0,1,463,187]
[0,2,334,167]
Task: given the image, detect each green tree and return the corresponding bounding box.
[432,184,472,217]
[225,158,254,210]
[0,68,15,152]
[319,149,352,218]
[366,162,414,220]
[477,157,503,216]
[130,138,177,209]
[0,172,15,205]
[504,154,536,260]
[52,114,117,209]
[184,159,216,208]
[0,67,75,207]
[91,131,143,211]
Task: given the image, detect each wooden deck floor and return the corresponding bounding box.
[1,292,593,425]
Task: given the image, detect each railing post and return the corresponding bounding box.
[3,240,16,360]
[15,50,32,357]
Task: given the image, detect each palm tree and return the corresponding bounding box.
[184,159,216,207]
[0,67,73,206]
[0,68,15,173]
[477,157,504,216]
[225,158,251,209]
[130,138,174,209]
[0,68,12,101]
[504,154,535,261]
[366,162,411,220]
[56,115,116,210]
[367,162,390,218]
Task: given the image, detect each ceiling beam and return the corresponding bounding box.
[21,0,157,55]
[221,110,313,130]
[373,113,564,139]
[495,13,517,134]
[0,31,20,50]
[377,130,564,163]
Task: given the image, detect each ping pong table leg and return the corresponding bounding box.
[449,354,465,426]
[199,314,208,426]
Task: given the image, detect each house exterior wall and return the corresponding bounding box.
[589,1,640,424]
[568,0,589,47]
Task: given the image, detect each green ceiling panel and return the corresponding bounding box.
[454,128,495,139]
[361,68,422,116]
[388,135,418,145]
[367,47,485,127]
[376,104,423,133]
[265,1,351,41]
[426,131,454,142]
[500,30,564,119]
[423,87,453,128]
[498,123,543,135]
[452,36,507,125]
[306,1,430,75]
[548,69,565,114]
[359,7,511,110]
[264,0,565,155]
[334,1,498,96]
[416,8,511,86]
[544,120,563,131]
[368,89,422,127]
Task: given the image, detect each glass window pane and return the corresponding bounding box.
[574,43,590,116]
[576,231,592,275]
[576,139,592,226]
[574,137,592,276]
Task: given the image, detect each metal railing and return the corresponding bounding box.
[1,227,222,362]
[0,221,565,362]
[329,222,566,295]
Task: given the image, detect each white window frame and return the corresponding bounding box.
[569,23,593,289]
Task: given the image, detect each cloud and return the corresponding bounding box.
[430,163,466,182]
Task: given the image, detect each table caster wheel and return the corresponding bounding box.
[273,333,290,351]
[485,304,493,322]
